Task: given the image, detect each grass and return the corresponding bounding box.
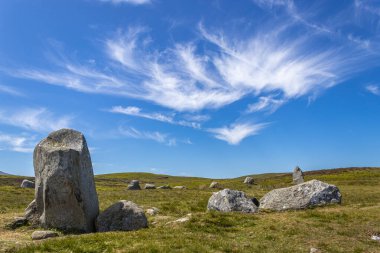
[1,167,380,252]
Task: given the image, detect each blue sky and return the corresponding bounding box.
[0,0,380,178]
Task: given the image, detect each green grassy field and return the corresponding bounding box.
[1,167,380,252]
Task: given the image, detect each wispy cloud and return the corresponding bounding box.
[208,122,268,145]
[99,0,151,5]
[246,96,286,113]
[0,133,35,153]
[118,126,176,146]
[0,108,72,132]
[109,106,201,128]
[0,84,24,97]
[366,84,380,95]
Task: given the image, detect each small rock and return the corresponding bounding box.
[127,180,141,190]
[146,207,159,216]
[173,186,186,189]
[166,214,192,225]
[207,189,259,213]
[371,235,380,241]
[144,183,156,189]
[6,217,28,229]
[157,185,171,189]
[293,166,304,184]
[243,177,254,185]
[259,180,342,211]
[20,179,35,188]
[96,200,148,232]
[31,230,59,240]
[310,248,321,253]
[209,181,220,188]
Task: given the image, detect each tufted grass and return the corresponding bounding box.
[0,168,380,252]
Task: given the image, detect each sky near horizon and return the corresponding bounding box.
[0,0,380,178]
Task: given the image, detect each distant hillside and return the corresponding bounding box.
[0,171,9,175]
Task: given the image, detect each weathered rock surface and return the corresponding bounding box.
[157,185,171,189]
[173,186,186,189]
[209,181,220,188]
[127,180,141,190]
[96,200,148,232]
[243,177,254,185]
[144,183,156,189]
[6,217,28,229]
[31,230,59,240]
[33,129,99,232]
[146,207,159,216]
[207,189,259,213]
[24,199,39,224]
[293,166,304,184]
[20,179,35,188]
[259,179,342,211]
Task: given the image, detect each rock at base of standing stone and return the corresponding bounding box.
[209,181,220,188]
[127,180,141,190]
[96,200,148,232]
[24,199,39,225]
[6,217,28,230]
[259,179,342,211]
[31,230,59,240]
[293,166,304,184]
[33,129,99,233]
[207,189,259,213]
[20,179,35,188]
[243,177,254,185]
[173,186,186,189]
[157,185,171,189]
[144,183,156,189]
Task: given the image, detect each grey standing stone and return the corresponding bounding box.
[207,189,259,213]
[293,166,304,184]
[96,200,148,232]
[127,180,141,190]
[243,177,254,185]
[31,230,59,240]
[259,179,342,211]
[33,129,99,232]
[20,179,35,188]
[144,183,156,189]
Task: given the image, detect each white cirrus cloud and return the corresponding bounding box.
[366,84,380,95]
[118,126,176,146]
[0,84,24,97]
[246,96,286,113]
[0,133,35,153]
[208,122,268,145]
[0,108,72,133]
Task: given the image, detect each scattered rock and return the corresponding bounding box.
[144,183,156,189]
[371,235,380,241]
[173,186,186,189]
[166,214,192,225]
[96,200,148,232]
[209,181,220,189]
[243,177,254,185]
[157,185,171,189]
[127,180,141,190]
[259,179,342,211]
[293,166,304,184]
[20,179,35,188]
[6,217,28,229]
[207,189,259,213]
[310,248,321,253]
[31,230,59,240]
[146,207,159,216]
[33,129,99,232]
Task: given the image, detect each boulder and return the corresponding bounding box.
[293,166,304,184]
[173,186,186,189]
[31,230,59,240]
[144,183,156,189]
[24,199,39,224]
[33,129,99,232]
[127,180,141,190]
[157,185,171,189]
[146,207,159,216]
[6,217,28,229]
[96,200,148,232]
[209,181,220,189]
[259,179,342,211]
[20,179,35,188]
[243,177,254,185]
[207,189,259,213]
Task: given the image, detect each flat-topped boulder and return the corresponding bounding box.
[144,183,156,189]
[96,200,148,232]
[207,189,259,213]
[33,129,99,232]
[259,179,342,211]
[293,166,304,184]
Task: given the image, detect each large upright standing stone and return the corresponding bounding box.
[293,166,304,184]
[33,129,99,232]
